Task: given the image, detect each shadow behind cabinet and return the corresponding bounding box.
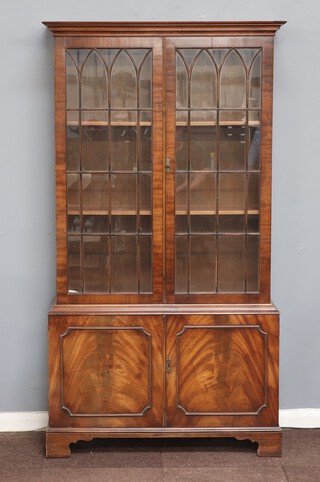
[44,21,285,458]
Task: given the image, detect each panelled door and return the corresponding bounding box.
[48,314,164,428]
[165,314,279,428]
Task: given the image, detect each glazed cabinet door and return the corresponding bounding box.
[165,37,274,304]
[56,37,163,303]
[48,315,164,428]
[166,314,279,428]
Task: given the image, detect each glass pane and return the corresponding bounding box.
[68,49,91,70]
[66,112,79,171]
[68,236,81,293]
[176,109,188,126]
[175,236,188,293]
[111,236,137,292]
[190,172,216,213]
[237,48,259,68]
[247,235,259,291]
[140,123,152,171]
[191,50,217,109]
[210,48,228,66]
[220,51,246,108]
[128,49,150,70]
[219,124,246,171]
[110,112,137,171]
[248,127,260,170]
[83,215,108,233]
[190,235,216,292]
[177,49,199,69]
[110,109,137,125]
[84,235,108,292]
[219,173,245,213]
[82,174,109,213]
[140,173,152,212]
[140,236,152,293]
[248,214,259,233]
[190,122,216,171]
[218,235,245,291]
[111,215,136,234]
[219,214,245,233]
[249,110,261,127]
[176,53,188,109]
[66,52,79,109]
[139,51,152,109]
[220,110,246,125]
[81,50,108,109]
[176,125,188,171]
[140,110,152,125]
[176,215,188,234]
[82,111,108,171]
[100,49,120,69]
[67,174,80,213]
[248,172,260,212]
[140,215,152,234]
[249,52,261,108]
[175,173,188,213]
[191,215,216,233]
[111,50,137,109]
[68,215,81,233]
[191,109,217,125]
[111,174,137,213]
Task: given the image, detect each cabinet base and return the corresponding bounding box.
[46,428,282,458]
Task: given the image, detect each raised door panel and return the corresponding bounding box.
[166,313,279,428]
[48,315,164,428]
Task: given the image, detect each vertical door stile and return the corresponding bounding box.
[164,38,176,301]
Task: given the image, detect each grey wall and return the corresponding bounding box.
[0,0,319,411]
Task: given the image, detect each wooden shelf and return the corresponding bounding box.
[176,120,260,127]
[67,121,151,127]
[67,120,260,127]
[68,209,152,216]
[68,209,259,216]
[176,209,259,215]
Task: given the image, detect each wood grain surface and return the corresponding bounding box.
[45,21,284,458]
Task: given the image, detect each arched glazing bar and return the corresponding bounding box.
[65,47,153,294]
[249,51,262,109]
[80,50,108,109]
[174,47,262,294]
[175,49,218,294]
[220,49,246,109]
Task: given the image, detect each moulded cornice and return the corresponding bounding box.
[43,21,286,37]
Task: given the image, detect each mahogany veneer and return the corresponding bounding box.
[44,21,285,457]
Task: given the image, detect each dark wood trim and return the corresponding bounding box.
[46,428,282,457]
[49,301,279,316]
[259,37,274,301]
[151,38,165,302]
[43,21,286,37]
[54,37,68,295]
